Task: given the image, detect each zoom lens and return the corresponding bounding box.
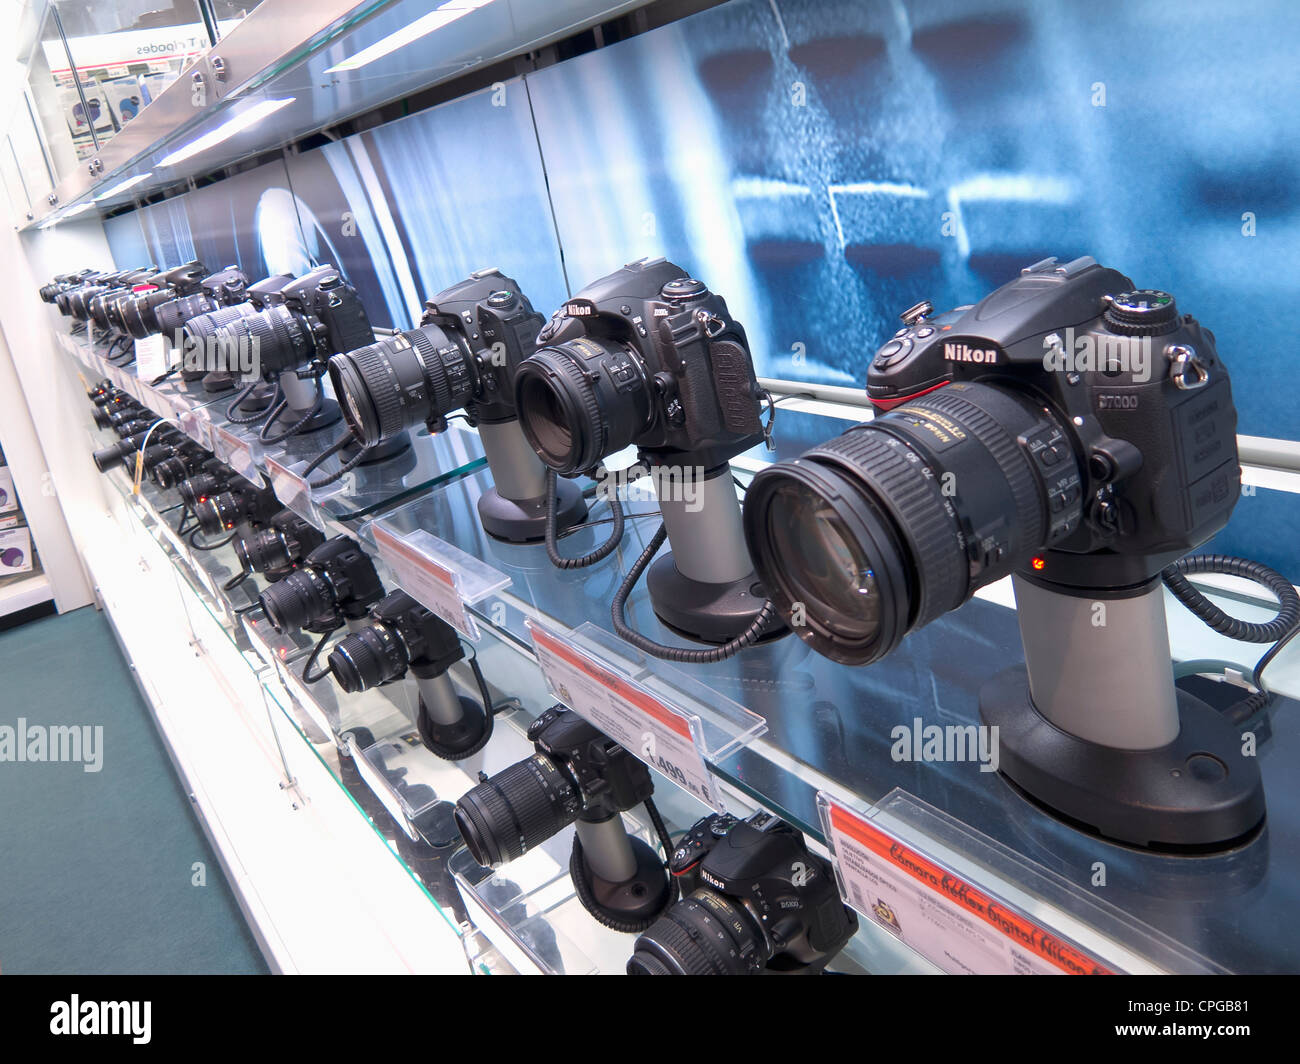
[743,381,1082,665]
[327,624,409,693]
[180,303,258,377]
[328,326,474,447]
[91,406,114,429]
[628,892,766,975]
[194,492,246,534]
[152,456,191,489]
[120,287,173,339]
[515,337,650,475]
[179,473,222,508]
[214,305,311,377]
[235,527,292,575]
[68,285,107,321]
[92,435,144,473]
[259,568,334,633]
[453,755,581,867]
[156,291,216,339]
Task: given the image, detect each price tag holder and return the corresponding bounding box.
[371,523,481,639]
[265,454,322,531]
[134,335,171,382]
[527,619,723,810]
[212,424,258,481]
[817,793,1118,975]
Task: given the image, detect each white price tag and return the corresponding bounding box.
[527,620,722,810]
[265,455,321,530]
[371,523,480,639]
[819,795,1116,975]
[134,335,171,381]
[212,424,257,480]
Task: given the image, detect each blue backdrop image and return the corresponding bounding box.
[96,0,1300,574]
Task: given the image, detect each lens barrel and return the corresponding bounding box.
[156,291,217,339]
[627,892,767,975]
[329,326,475,447]
[259,567,334,633]
[514,337,650,475]
[453,754,581,868]
[235,527,292,574]
[327,623,409,693]
[744,381,1079,665]
[214,305,311,377]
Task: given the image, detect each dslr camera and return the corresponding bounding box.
[234,509,326,581]
[329,268,588,540]
[194,476,281,535]
[258,535,385,634]
[515,256,767,476]
[119,261,208,340]
[455,706,672,929]
[628,811,857,975]
[327,590,491,759]
[743,256,1262,849]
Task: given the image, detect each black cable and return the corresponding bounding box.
[188,526,237,551]
[150,366,178,386]
[610,522,776,663]
[223,569,249,592]
[545,467,624,569]
[301,433,369,489]
[643,795,678,901]
[1165,554,1300,720]
[557,510,659,540]
[302,625,341,684]
[259,375,324,444]
[226,380,275,425]
[1163,554,1300,643]
[175,505,194,535]
[463,642,499,718]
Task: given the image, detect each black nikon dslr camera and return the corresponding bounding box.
[744,256,1266,849]
[235,509,326,581]
[213,264,374,380]
[258,535,385,635]
[329,268,587,540]
[455,706,673,930]
[326,590,493,759]
[515,256,767,475]
[119,260,208,340]
[628,811,857,975]
[744,255,1240,665]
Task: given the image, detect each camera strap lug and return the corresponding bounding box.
[1165,343,1209,390]
[694,309,727,338]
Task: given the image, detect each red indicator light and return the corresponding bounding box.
[1031,557,1046,571]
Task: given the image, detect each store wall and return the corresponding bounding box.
[94,0,1300,571]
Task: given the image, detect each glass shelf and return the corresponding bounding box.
[355,405,1300,974]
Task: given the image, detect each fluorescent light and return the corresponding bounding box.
[324,0,497,74]
[95,172,153,201]
[157,98,296,167]
[36,201,96,229]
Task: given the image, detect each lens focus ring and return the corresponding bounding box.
[454,755,579,868]
[808,427,968,630]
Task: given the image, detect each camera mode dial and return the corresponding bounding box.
[1103,290,1179,336]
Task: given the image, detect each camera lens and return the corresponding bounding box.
[120,287,173,339]
[152,456,191,489]
[92,437,139,473]
[179,473,222,508]
[453,754,581,868]
[214,305,311,377]
[627,892,766,975]
[328,326,473,447]
[744,381,1080,665]
[194,492,245,534]
[259,568,334,633]
[327,624,409,693]
[91,406,113,429]
[515,338,649,475]
[68,285,107,321]
[156,291,216,339]
[180,303,258,375]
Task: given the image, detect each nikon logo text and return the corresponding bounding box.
[50,996,151,1044]
[943,343,998,364]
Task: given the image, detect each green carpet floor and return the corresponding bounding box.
[0,605,268,974]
